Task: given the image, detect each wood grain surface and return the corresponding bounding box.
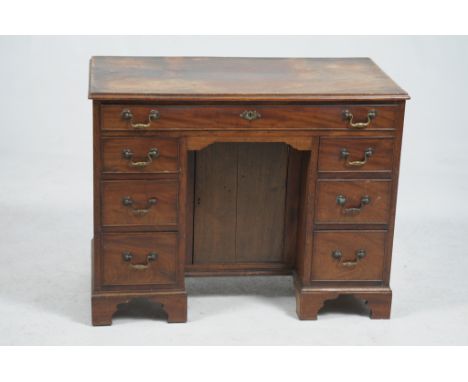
[193,143,288,264]
[101,232,178,287]
[89,57,408,101]
[91,57,408,323]
[318,137,394,173]
[193,143,238,263]
[101,137,179,174]
[315,179,392,224]
[101,104,398,131]
[102,180,178,228]
[311,231,386,281]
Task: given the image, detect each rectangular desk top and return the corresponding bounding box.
[89,57,409,102]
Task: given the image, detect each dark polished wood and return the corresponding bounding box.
[193,143,288,264]
[236,143,288,262]
[318,137,394,174]
[90,57,408,101]
[90,57,408,324]
[102,137,179,174]
[311,231,386,281]
[315,179,392,224]
[102,180,178,228]
[295,283,392,320]
[193,143,237,263]
[92,291,187,325]
[101,104,399,131]
[101,232,178,287]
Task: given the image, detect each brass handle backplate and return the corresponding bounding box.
[343,110,377,129]
[331,249,367,267]
[340,147,374,167]
[122,251,158,270]
[121,109,160,129]
[336,194,370,214]
[240,110,261,121]
[122,148,159,167]
[122,196,158,216]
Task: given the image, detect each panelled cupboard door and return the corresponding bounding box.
[236,143,288,262]
[193,143,288,264]
[193,143,237,263]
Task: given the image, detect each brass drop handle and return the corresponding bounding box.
[343,110,377,129]
[122,251,158,270]
[122,148,159,167]
[121,109,160,129]
[331,249,367,267]
[336,194,371,214]
[340,147,374,167]
[240,110,261,121]
[122,196,158,216]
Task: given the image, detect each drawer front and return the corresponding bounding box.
[102,137,179,173]
[319,138,394,173]
[316,180,391,224]
[102,180,178,228]
[101,233,178,286]
[101,104,398,131]
[311,231,386,281]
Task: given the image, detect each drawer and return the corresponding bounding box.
[101,104,398,131]
[316,180,391,224]
[102,180,178,228]
[101,232,178,286]
[311,231,386,281]
[102,137,179,173]
[319,138,394,173]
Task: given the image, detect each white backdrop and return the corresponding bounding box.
[0,36,467,344]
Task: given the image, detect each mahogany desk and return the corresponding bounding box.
[89,57,409,325]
